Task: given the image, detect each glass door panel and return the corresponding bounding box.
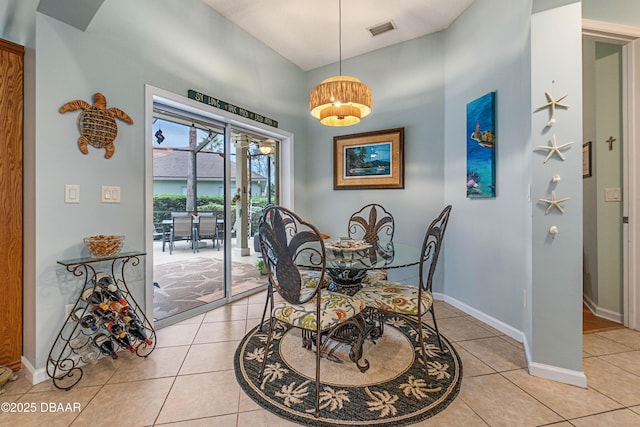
[151,112,227,322]
[229,132,277,297]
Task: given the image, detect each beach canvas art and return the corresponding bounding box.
[333,128,404,189]
[344,142,392,177]
[466,92,496,198]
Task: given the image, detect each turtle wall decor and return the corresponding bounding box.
[60,92,134,159]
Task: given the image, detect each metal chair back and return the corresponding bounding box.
[348,203,394,244]
[258,206,326,305]
[419,205,452,293]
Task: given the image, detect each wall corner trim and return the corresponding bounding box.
[528,362,587,388]
[20,356,49,386]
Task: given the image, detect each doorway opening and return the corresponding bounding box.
[582,21,640,332]
[144,86,292,328]
[581,39,624,332]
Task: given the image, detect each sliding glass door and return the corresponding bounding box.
[229,132,278,298]
[151,112,228,323]
[149,99,279,326]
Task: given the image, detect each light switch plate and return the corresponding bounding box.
[65,184,80,203]
[604,187,622,202]
[101,186,121,203]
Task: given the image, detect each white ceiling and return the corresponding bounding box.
[201,0,475,71]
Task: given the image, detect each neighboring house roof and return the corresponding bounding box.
[153,148,265,179]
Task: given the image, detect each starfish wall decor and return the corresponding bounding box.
[535,91,569,127]
[535,134,574,163]
[539,191,570,214]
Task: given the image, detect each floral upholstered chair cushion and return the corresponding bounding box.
[300,270,330,289]
[357,281,433,316]
[273,290,365,331]
[361,269,388,284]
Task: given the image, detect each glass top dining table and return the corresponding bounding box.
[296,241,422,294]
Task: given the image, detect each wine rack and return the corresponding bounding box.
[47,251,156,390]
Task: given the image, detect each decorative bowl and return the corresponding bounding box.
[325,239,372,251]
[83,235,125,258]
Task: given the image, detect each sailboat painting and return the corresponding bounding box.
[466,91,496,198]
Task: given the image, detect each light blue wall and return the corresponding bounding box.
[582,0,640,27]
[530,3,583,372]
[304,34,446,287]
[28,0,307,369]
[443,0,532,332]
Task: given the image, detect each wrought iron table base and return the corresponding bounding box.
[303,307,385,374]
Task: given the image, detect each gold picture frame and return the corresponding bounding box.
[333,128,404,190]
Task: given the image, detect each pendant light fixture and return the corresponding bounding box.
[309,0,372,126]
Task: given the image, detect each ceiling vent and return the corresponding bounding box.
[367,20,396,37]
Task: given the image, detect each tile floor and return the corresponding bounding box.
[2,293,640,426]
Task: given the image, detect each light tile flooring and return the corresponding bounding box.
[3,294,640,426]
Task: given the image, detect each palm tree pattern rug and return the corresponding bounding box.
[234,315,462,426]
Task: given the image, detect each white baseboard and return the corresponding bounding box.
[583,295,623,324]
[434,292,587,388]
[529,362,587,388]
[20,356,49,385]
[433,292,525,343]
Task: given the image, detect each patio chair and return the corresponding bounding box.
[171,211,190,218]
[154,224,171,252]
[257,206,366,417]
[196,213,217,251]
[356,205,452,381]
[169,215,196,254]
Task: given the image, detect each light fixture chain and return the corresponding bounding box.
[339,0,342,76]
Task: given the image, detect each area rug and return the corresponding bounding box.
[234,315,462,426]
[153,257,267,320]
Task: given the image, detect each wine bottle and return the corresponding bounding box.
[98,275,128,306]
[81,288,104,306]
[127,318,153,345]
[93,305,117,325]
[72,308,98,332]
[95,272,114,289]
[109,287,128,308]
[108,299,129,315]
[93,333,118,359]
[106,320,136,352]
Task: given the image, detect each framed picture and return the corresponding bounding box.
[583,141,592,178]
[333,128,404,190]
[466,91,496,198]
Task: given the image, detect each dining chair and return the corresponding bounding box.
[196,213,217,251]
[356,205,452,381]
[348,203,395,283]
[257,206,366,417]
[169,215,196,254]
[348,203,394,244]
